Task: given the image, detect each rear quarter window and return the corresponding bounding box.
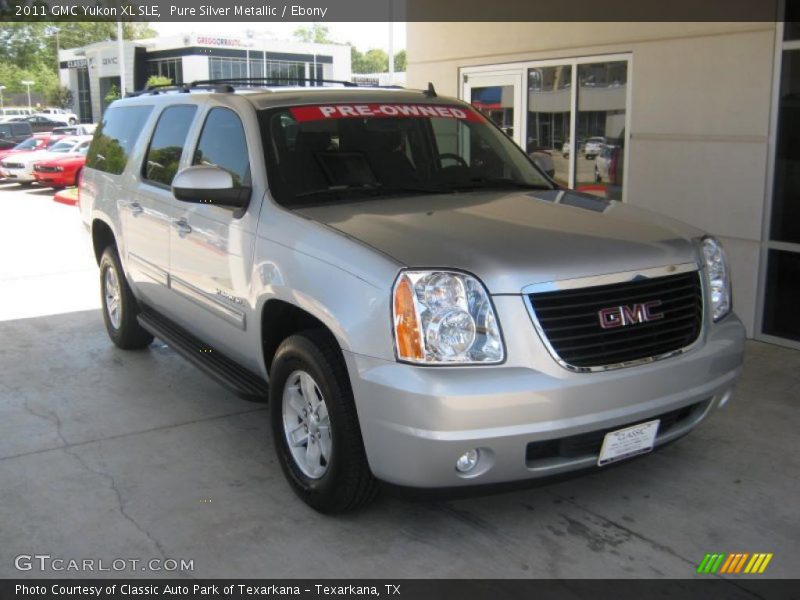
[87,105,153,175]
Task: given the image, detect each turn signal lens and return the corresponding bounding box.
[393,275,424,360]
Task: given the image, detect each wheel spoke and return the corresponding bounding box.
[299,372,319,407]
[305,437,322,470]
[286,387,306,416]
[287,422,308,447]
[318,426,332,461]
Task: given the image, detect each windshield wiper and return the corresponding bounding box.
[294,183,382,199]
[446,178,552,192]
[294,182,450,200]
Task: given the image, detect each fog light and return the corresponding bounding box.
[455,449,480,473]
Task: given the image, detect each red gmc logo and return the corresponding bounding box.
[598,300,664,329]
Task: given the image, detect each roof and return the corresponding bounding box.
[115,84,464,111]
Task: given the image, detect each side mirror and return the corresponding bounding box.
[171,165,250,209]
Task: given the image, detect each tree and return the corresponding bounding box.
[394,50,407,72]
[104,84,120,106]
[293,24,333,44]
[47,85,73,109]
[146,75,172,89]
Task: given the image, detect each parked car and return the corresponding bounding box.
[36,107,79,124]
[82,84,744,513]
[1,135,90,183]
[33,144,88,189]
[0,107,34,123]
[595,144,614,181]
[0,134,66,171]
[52,124,97,136]
[584,136,607,159]
[0,121,34,150]
[527,144,555,178]
[26,115,71,132]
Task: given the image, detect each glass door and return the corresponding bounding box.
[758,19,800,348]
[462,71,523,149]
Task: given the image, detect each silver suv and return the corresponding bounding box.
[81,81,745,513]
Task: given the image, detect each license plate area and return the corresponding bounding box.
[598,419,660,466]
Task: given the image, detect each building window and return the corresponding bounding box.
[462,55,629,200]
[209,56,313,85]
[761,14,800,346]
[147,58,183,84]
[76,67,92,123]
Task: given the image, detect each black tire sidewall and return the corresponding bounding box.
[269,333,365,511]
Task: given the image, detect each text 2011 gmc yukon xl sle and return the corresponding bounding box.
[81,83,745,513]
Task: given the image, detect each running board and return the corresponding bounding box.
[138,309,269,400]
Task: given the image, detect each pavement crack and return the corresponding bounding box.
[19,399,169,565]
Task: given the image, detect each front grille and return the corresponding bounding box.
[2,162,23,169]
[34,165,58,172]
[528,271,703,369]
[525,401,705,464]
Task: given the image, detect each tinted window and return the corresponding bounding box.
[86,105,153,175]
[193,108,250,186]
[0,125,11,137]
[143,105,197,186]
[11,123,30,136]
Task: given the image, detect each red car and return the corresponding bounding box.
[33,149,87,189]
[0,133,65,164]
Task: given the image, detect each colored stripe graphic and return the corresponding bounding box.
[701,553,776,575]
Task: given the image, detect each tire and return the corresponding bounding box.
[99,246,153,350]
[269,330,378,513]
[69,118,77,125]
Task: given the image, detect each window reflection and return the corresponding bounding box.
[527,66,571,186]
[576,61,627,199]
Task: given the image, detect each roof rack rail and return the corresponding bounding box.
[127,82,234,97]
[188,77,361,88]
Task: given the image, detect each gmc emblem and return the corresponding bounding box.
[598,300,664,329]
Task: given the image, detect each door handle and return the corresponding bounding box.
[172,218,192,237]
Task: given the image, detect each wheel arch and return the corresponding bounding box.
[91,217,116,265]
[260,299,345,376]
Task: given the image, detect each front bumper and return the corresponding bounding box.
[345,308,745,488]
[2,166,35,182]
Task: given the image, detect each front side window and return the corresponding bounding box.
[87,105,153,175]
[143,105,197,187]
[261,103,551,207]
[193,108,250,187]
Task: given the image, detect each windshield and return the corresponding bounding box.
[260,102,552,207]
[13,137,38,150]
[49,140,77,153]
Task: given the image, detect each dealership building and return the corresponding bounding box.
[407,19,800,349]
[58,33,351,123]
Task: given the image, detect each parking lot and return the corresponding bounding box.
[0,182,798,579]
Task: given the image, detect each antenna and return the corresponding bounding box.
[423,82,437,98]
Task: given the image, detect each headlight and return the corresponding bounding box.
[700,236,731,322]
[393,270,504,364]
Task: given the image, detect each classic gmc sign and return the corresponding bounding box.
[598,301,665,329]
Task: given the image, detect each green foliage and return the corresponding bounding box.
[293,24,333,44]
[394,50,407,72]
[104,84,120,105]
[47,85,73,108]
[350,46,407,74]
[146,75,172,89]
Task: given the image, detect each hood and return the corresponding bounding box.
[41,153,84,165]
[295,190,704,293]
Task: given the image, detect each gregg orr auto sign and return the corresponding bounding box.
[290,104,483,122]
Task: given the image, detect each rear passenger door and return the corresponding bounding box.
[125,104,197,310]
[167,106,259,368]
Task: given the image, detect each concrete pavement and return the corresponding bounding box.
[0,183,797,579]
